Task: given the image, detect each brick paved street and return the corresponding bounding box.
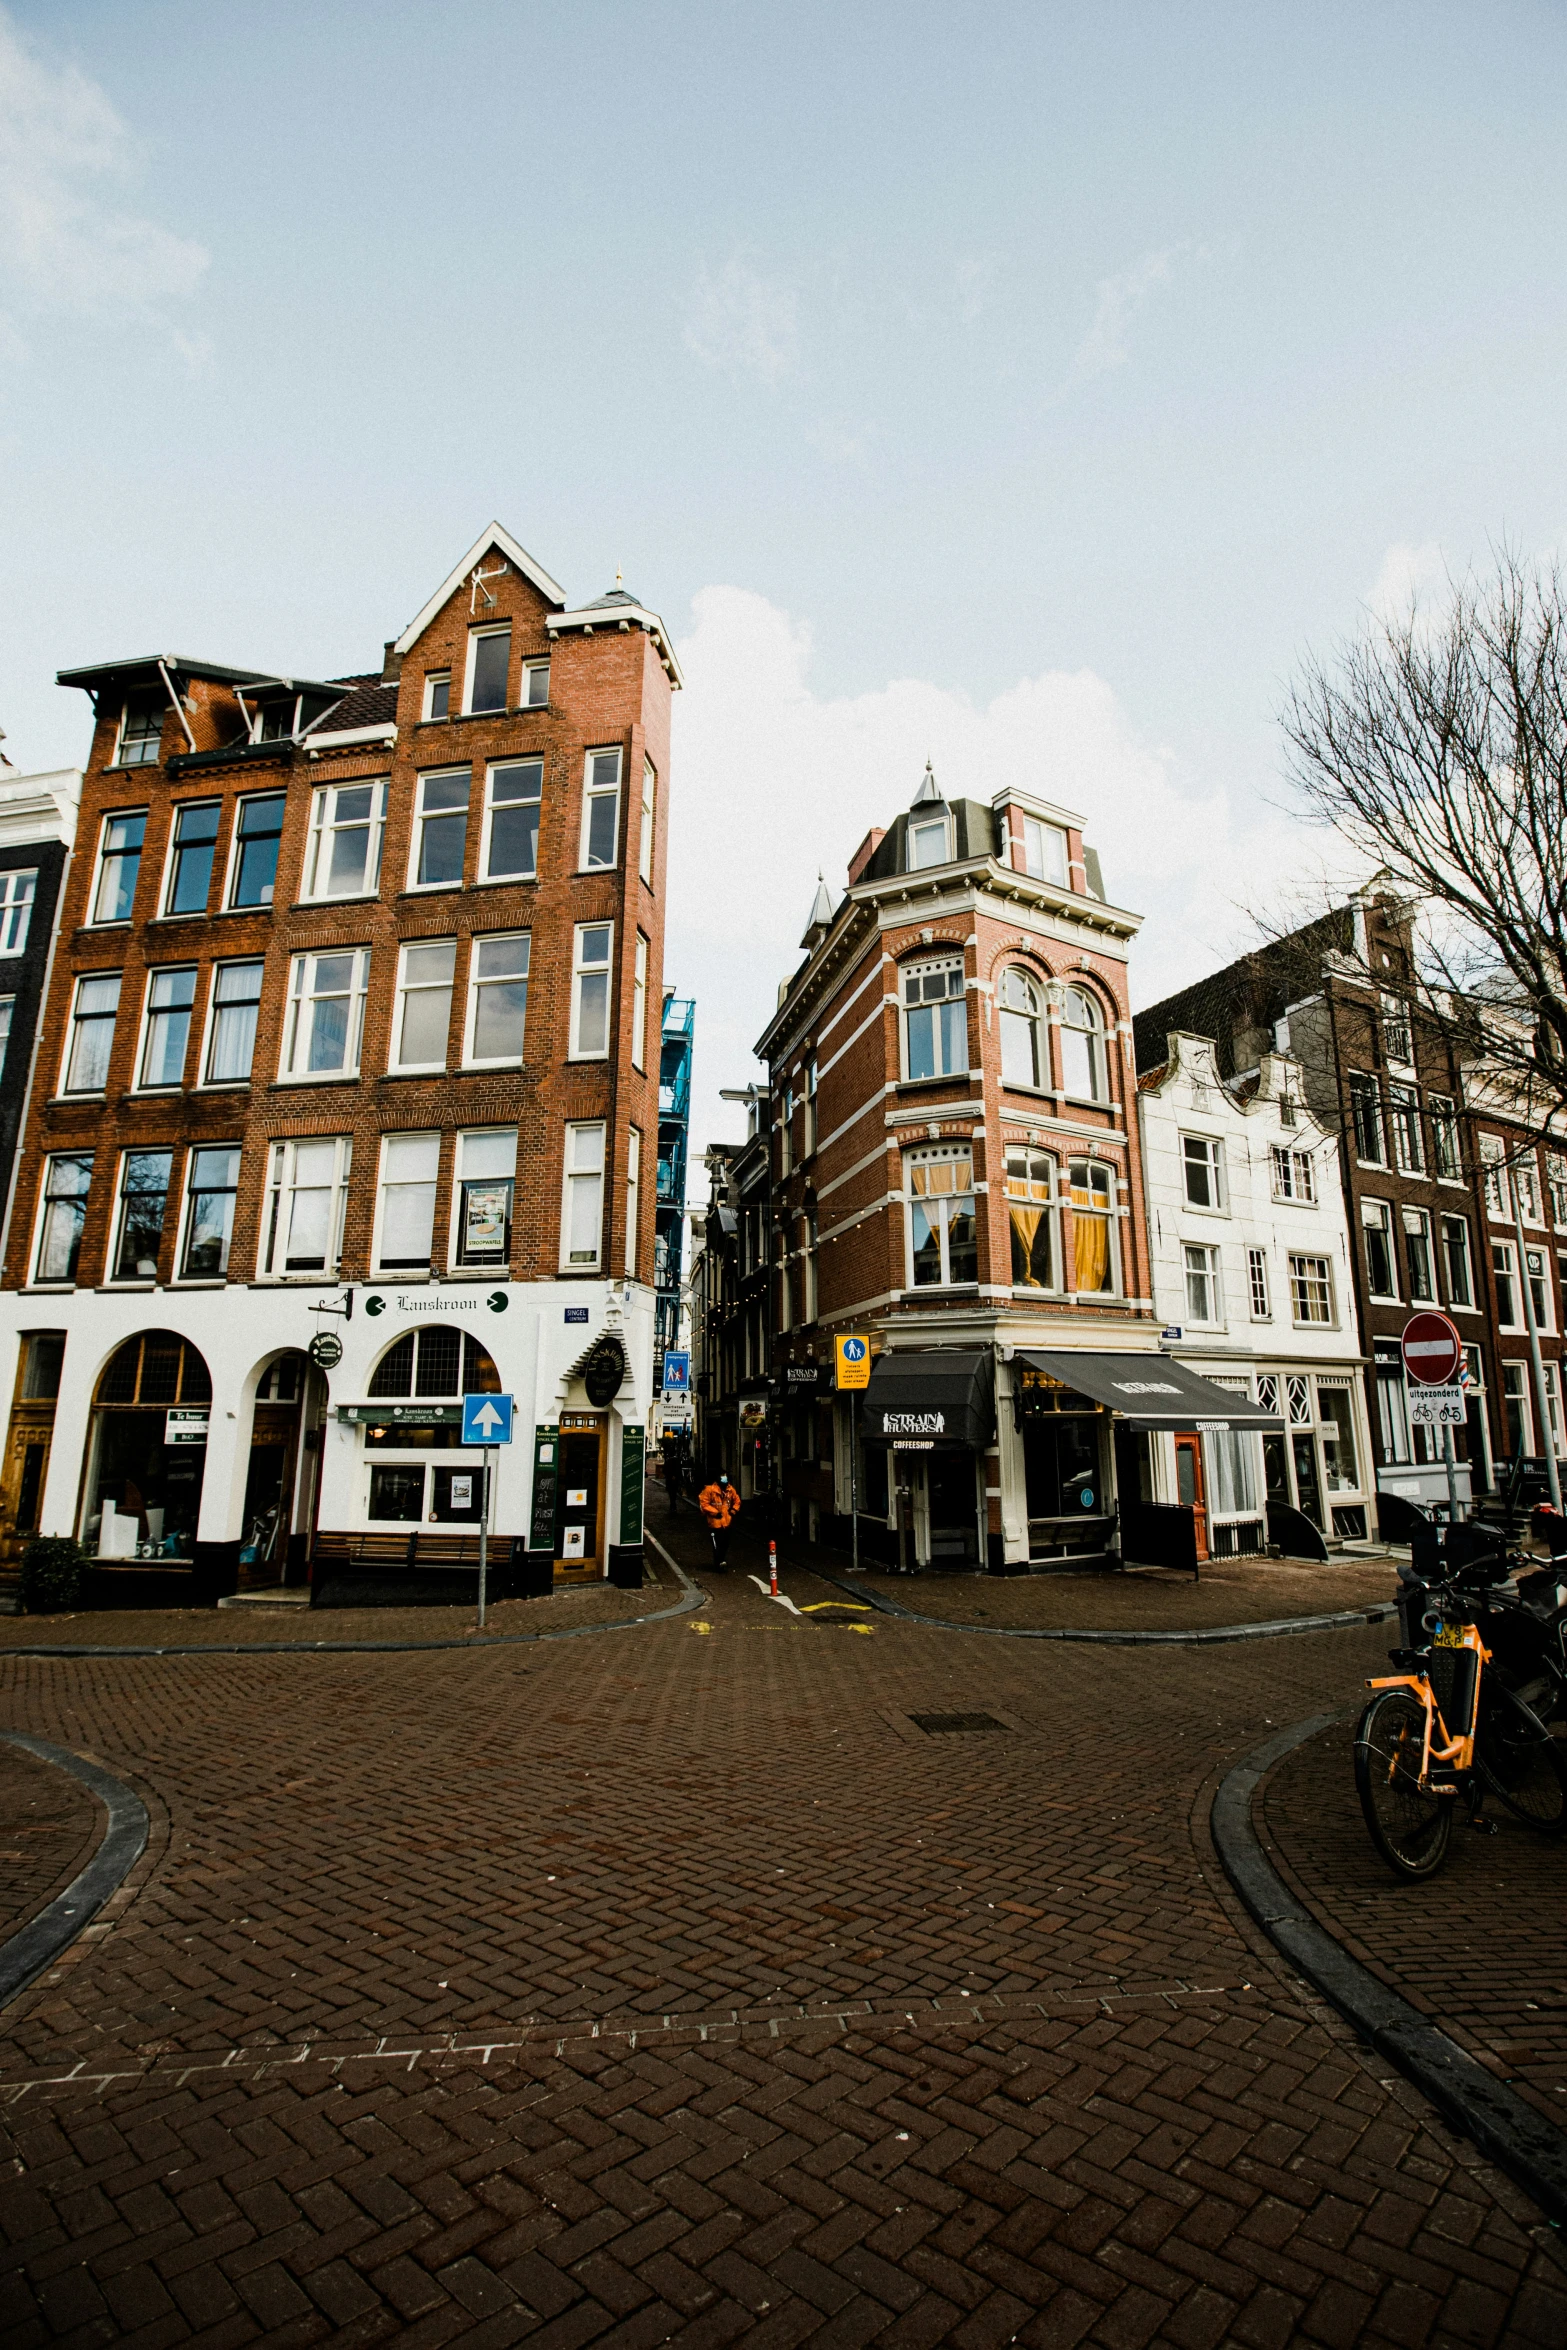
[1262,1717,1567,2140]
[0,1495,1563,2346]
[843,1561,1397,1635]
[0,1746,101,1943]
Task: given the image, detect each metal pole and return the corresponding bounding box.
[1442,1422,1461,1524]
[1512,1186,1563,1511]
[850,1393,861,1573]
[477,1447,491,1628]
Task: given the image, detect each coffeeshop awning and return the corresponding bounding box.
[861,1350,994,1446]
[1015,1351,1282,1430]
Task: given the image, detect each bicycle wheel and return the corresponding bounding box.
[1477,1686,1567,1832]
[1355,1689,1453,1879]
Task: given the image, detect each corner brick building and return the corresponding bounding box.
[0,524,676,1601]
[756,767,1275,1571]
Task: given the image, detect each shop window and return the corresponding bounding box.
[391,939,456,1071]
[303,781,386,900]
[1289,1252,1334,1324]
[35,1153,93,1283]
[481,758,542,881]
[409,770,470,889]
[1067,1157,1117,1294]
[1206,1427,1259,1515]
[86,1333,212,1564]
[112,1151,172,1280]
[562,1121,606,1268]
[0,869,34,953]
[264,1137,352,1275]
[203,959,263,1085]
[465,625,511,714]
[228,794,285,908]
[1318,1384,1360,1492]
[998,968,1045,1088]
[138,966,196,1088]
[180,1146,240,1279]
[1183,1134,1224,1208]
[1016,815,1067,885]
[570,923,613,1057]
[280,947,370,1079]
[1402,1208,1434,1303]
[369,1326,499,1399]
[1442,1214,1473,1306]
[376,1132,440,1271]
[162,802,219,916]
[115,702,162,767]
[1349,1073,1384,1164]
[93,813,145,923]
[1060,988,1108,1102]
[906,1144,977,1288]
[903,957,966,1080]
[1006,1147,1056,1289]
[1375,1343,1411,1464]
[580,748,622,870]
[63,971,121,1093]
[454,1128,515,1267]
[465,932,529,1064]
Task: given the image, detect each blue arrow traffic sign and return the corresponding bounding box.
[462,1393,515,1445]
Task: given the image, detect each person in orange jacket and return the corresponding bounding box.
[698,1472,741,1569]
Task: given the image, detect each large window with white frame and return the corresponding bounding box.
[1068,1157,1118,1293]
[409,771,470,890]
[114,700,163,767]
[1184,1241,1223,1323]
[1016,815,1067,885]
[465,624,511,714]
[1183,1133,1225,1209]
[376,1132,440,1271]
[0,868,38,952]
[639,758,656,883]
[1493,1240,1520,1327]
[464,932,529,1065]
[390,939,456,1072]
[1526,1246,1553,1330]
[263,1137,353,1276]
[1318,1381,1360,1492]
[580,748,622,870]
[626,1128,641,1277]
[907,808,949,869]
[452,1128,515,1268]
[480,759,541,882]
[570,922,613,1057]
[1060,987,1108,1102]
[162,803,219,916]
[137,966,196,1089]
[1430,1093,1462,1180]
[1362,1199,1398,1299]
[1006,1148,1056,1288]
[227,793,285,909]
[906,1144,977,1287]
[1387,1082,1424,1174]
[92,813,145,924]
[1480,1135,1510,1218]
[523,656,549,707]
[1502,1360,1532,1459]
[279,948,370,1080]
[1518,1157,1545,1225]
[203,959,264,1084]
[35,1153,93,1283]
[1288,1252,1335,1325]
[1402,1207,1435,1302]
[179,1146,240,1279]
[62,971,121,1093]
[632,933,648,1070]
[998,967,1045,1088]
[1442,1213,1474,1306]
[902,956,966,1080]
[112,1150,172,1281]
[1349,1073,1384,1165]
[1247,1246,1271,1320]
[302,780,386,900]
[561,1122,606,1269]
[1269,1145,1315,1202]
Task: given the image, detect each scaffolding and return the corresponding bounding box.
[654,994,694,1374]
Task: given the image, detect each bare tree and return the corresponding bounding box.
[1281,547,1567,1146]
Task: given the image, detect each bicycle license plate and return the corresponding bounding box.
[1433,1625,1466,1648]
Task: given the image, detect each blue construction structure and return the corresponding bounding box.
[655,994,694,1376]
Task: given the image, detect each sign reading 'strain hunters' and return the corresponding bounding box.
[879,1410,945,1436]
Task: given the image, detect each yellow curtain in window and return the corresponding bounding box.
[1010,1204,1044,1285]
[1073,1211,1109,1293]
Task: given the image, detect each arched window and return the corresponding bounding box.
[96,1331,211,1405]
[368,1326,500,1399]
[1005,1149,1056,1289]
[1061,987,1108,1102]
[1068,1158,1117,1295]
[998,967,1044,1089]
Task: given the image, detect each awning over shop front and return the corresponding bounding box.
[1015,1352,1282,1430]
[861,1350,994,1446]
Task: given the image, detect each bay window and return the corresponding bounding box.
[907,1145,977,1287]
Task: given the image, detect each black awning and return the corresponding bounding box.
[1016,1351,1282,1430]
[861,1350,994,1446]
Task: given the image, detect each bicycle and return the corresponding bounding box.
[1355,1556,1567,1879]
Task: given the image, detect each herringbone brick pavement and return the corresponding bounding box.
[0,1742,102,1940]
[0,1508,1562,2345]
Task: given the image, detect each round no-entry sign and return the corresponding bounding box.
[1401,1310,1462,1387]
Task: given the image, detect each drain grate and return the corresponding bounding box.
[909,1711,1007,1735]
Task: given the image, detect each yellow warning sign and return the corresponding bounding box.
[834,1334,871,1390]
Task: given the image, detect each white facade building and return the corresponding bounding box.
[1137,1032,1376,1554]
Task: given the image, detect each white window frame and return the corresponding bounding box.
[110,1148,174,1284]
[1493,1239,1520,1329]
[451,1127,516,1271]
[632,933,648,1071]
[907,812,950,870]
[422,669,451,722]
[114,703,162,768]
[91,810,146,926]
[1017,815,1067,886]
[1183,1241,1224,1325]
[1502,1359,1534,1456]
[61,970,121,1095]
[1518,1158,1545,1226]
[301,779,387,903]
[407,769,471,893]
[905,1143,978,1290]
[1402,1205,1436,1303]
[34,1151,94,1284]
[998,967,1046,1090]
[1288,1252,1335,1326]
[523,657,550,709]
[159,802,220,919]
[262,1136,353,1278]
[1526,1245,1553,1332]
[1247,1246,1271,1320]
[0,995,13,1066]
[388,938,457,1075]
[0,867,39,952]
[1362,1197,1399,1301]
[1442,1213,1474,1308]
[135,964,198,1092]
[1060,987,1109,1103]
[373,1131,442,1274]
[176,1144,242,1282]
[579,747,623,872]
[1270,1145,1316,1203]
[464,623,512,716]
[199,957,264,1087]
[626,1127,641,1278]
[901,955,967,1082]
[1544,1361,1565,1458]
[1480,1135,1510,1220]
[561,1121,606,1271]
[463,931,530,1069]
[639,757,656,884]
[1387,1081,1424,1175]
[569,921,614,1059]
[278,947,370,1082]
[478,758,543,884]
[1182,1133,1226,1211]
[223,791,287,911]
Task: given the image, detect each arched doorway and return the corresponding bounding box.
[360,1325,500,1528]
[242,1350,313,1586]
[83,1332,212,1560]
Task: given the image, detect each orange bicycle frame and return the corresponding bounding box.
[1366,1619,1490,1790]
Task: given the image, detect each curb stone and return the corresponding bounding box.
[0,1735,149,2010]
[1211,1710,1567,2228]
[816,1571,1397,1646]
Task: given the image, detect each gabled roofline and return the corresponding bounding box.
[393,523,566,656]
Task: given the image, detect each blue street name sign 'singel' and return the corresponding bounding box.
[462,1393,515,1446]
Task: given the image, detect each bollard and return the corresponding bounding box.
[769,1541,779,1596]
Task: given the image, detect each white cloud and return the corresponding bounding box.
[1365,539,1449,621]
[1073,244,1184,379]
[0,8,208,336]
[684,256,797,382]
[668,586,1294,1158]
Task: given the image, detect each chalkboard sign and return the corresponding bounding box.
[619,1425,645,1544]
[529,1423,560,1553]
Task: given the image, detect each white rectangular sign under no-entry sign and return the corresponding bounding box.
[1408,1382,1464,1427]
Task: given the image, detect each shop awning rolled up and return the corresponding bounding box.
[861,1350,994,1445]
[1015,1351,1282,1430]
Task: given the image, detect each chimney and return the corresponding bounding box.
[846,827,885,886]
[382,639,402,683]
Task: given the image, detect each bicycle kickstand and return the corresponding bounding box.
[1464,1781,1499,1836]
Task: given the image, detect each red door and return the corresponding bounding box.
[1173,1434,1209,1561]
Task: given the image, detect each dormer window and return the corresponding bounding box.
[1017,816,1067,886]
[908,813,949,870]
[116,701,163,768]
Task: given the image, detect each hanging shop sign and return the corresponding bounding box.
[307,1331,343,1370]
[583,1338,627,1407]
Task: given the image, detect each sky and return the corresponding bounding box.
[4,1,1567,1161]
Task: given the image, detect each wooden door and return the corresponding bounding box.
[556,1415,606,1578]
[1173,1434,1209,1561]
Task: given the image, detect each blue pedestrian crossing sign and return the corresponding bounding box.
[663,1351,691,1393]
[462,1393,514,1445]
